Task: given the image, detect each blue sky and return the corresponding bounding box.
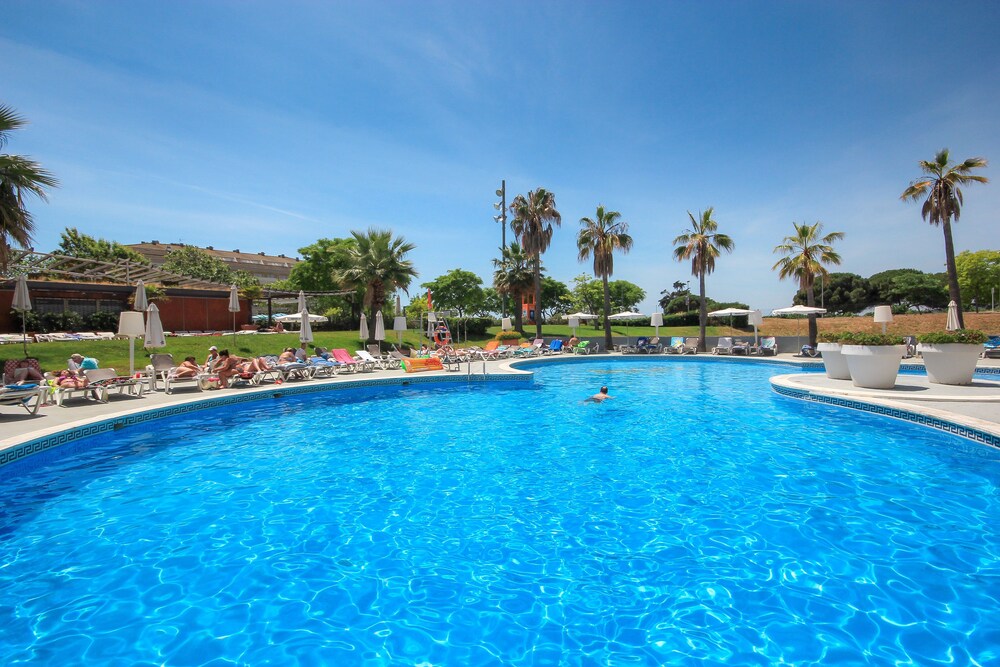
[3,1,998,314]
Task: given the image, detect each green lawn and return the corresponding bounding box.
[3,324,731,374]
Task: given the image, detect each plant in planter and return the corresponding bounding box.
[496,331,523,344]
[916,329,987,385]
[839,332,907,389]
[816,332,851,380]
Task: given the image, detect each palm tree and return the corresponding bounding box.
[0,104,58,271]
[772,222,844,348]
[900,149,989,329]
[336,228,417,342]
[509,188,561,339]
[672,208,734,352]
[577,205,633,349]
[492,242,535,334]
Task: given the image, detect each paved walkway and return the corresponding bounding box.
[3,352,999,460]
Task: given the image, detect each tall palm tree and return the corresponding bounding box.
[0,104,58,271]
[577,205,633,349]
[336,228,417,342]
[900,149,989,329]
[772,222,844,347]
[492,242,535,334]
[672,207,734,352]
[509,188,561,339]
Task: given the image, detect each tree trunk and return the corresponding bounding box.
[698,268,707,352]
[942,218,965,329]
[513,289,524,334]
[602,274,612,349]
[805,284,818,348]
[533,256,543,340]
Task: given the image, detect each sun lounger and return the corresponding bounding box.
[306,357,340,378]
[48,375,108,407]
[753,336,777,356]
[0,384,47,415]
[680,337,699,354]
[356,349,390,370]
[330,348,367,373]
[712,337,735,355]
[84,368,145,399]
[640,336,663,354]
[983,336,1000,359]
[547,339,565,354]
[572,340,599,354]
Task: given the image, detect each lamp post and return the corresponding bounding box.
[685,280,691,312]
[494,180,507,318]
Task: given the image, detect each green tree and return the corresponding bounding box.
[422,269,484,318]
[773,221,844,347]
[794,272,875,314]
[673,207,735,352]
[869,269,948,310]
[492,242,535,333]
[0,104,58,271]
[336,228,417,342]
[162,245,237,284]
[901,149,989,329]
[658,280,692,313]
[539,276,572,322]
[569,274,604,328]
[577,205,634,349]
[286,237,360,320]
[509,188,561,338]
[955,250,1000,311]
[608,280,646,313]
[56,227,149,264]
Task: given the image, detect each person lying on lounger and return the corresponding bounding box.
[3,358,44,385]
[278,348,298,364]
[56,369,88,389]
[172,356,202,379]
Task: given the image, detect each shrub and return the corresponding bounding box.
[917,329,987,345]
[86,311,121,331]
[458,317,491,337]
[835,332,906,346]
[496,331,522,342]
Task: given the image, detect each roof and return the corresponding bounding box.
[1,249,234,291]
[128,242,297,266]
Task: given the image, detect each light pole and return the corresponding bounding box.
[494,180,508,318]
[685,280,691,311]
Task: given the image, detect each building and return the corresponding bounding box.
[127,241,298,284]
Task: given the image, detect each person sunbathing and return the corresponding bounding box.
[172,356,202,379]
[56,369,88,389]
[213,350,245,388]
[278,348,298,364]
[3,358,44,385]
[239,357,273,373]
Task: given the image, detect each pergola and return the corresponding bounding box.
[258,287,356,324]
[1,248,232,290]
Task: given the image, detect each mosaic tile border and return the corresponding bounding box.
[0,372,531,470]
[771,382,1000,450]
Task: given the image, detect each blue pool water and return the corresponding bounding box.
[1,358,999,665]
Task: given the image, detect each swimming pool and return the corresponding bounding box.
[1,358,998,665]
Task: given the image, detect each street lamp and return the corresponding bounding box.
[495,179,508,318]
[685,280,691,311]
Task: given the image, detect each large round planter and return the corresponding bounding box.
[817,342,851,380]
[841,345,906,389]
[917,343,982,386]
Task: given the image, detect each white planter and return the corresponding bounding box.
[817,342,851,380]
[841,345,906,389]
[917,343,982,386]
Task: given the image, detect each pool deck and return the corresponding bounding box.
[3,352,999,464]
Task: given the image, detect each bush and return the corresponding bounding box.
[833,332,905,346]
[39,311,85,333]
[458,317,492,337]
[496,331,522,342]
[663,311,700,327]
[86,311,121,331]
[917,329,987,345]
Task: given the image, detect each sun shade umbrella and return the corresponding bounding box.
[144,303,166,349]
[299,309,314,344]
[118,311,145,376]
[359,313,369,342]
[297,290,307,313]
[650,312,664,337]
[393,315,407,347]
[133,280,148,312]
[946,300,960,331]
[748,310,763,345]
[228,285,240,345]
[374,311,386,351]
[11,275,31,357]
[608,311,644,346]
[707,307,754,331]
[771,304,827,349]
